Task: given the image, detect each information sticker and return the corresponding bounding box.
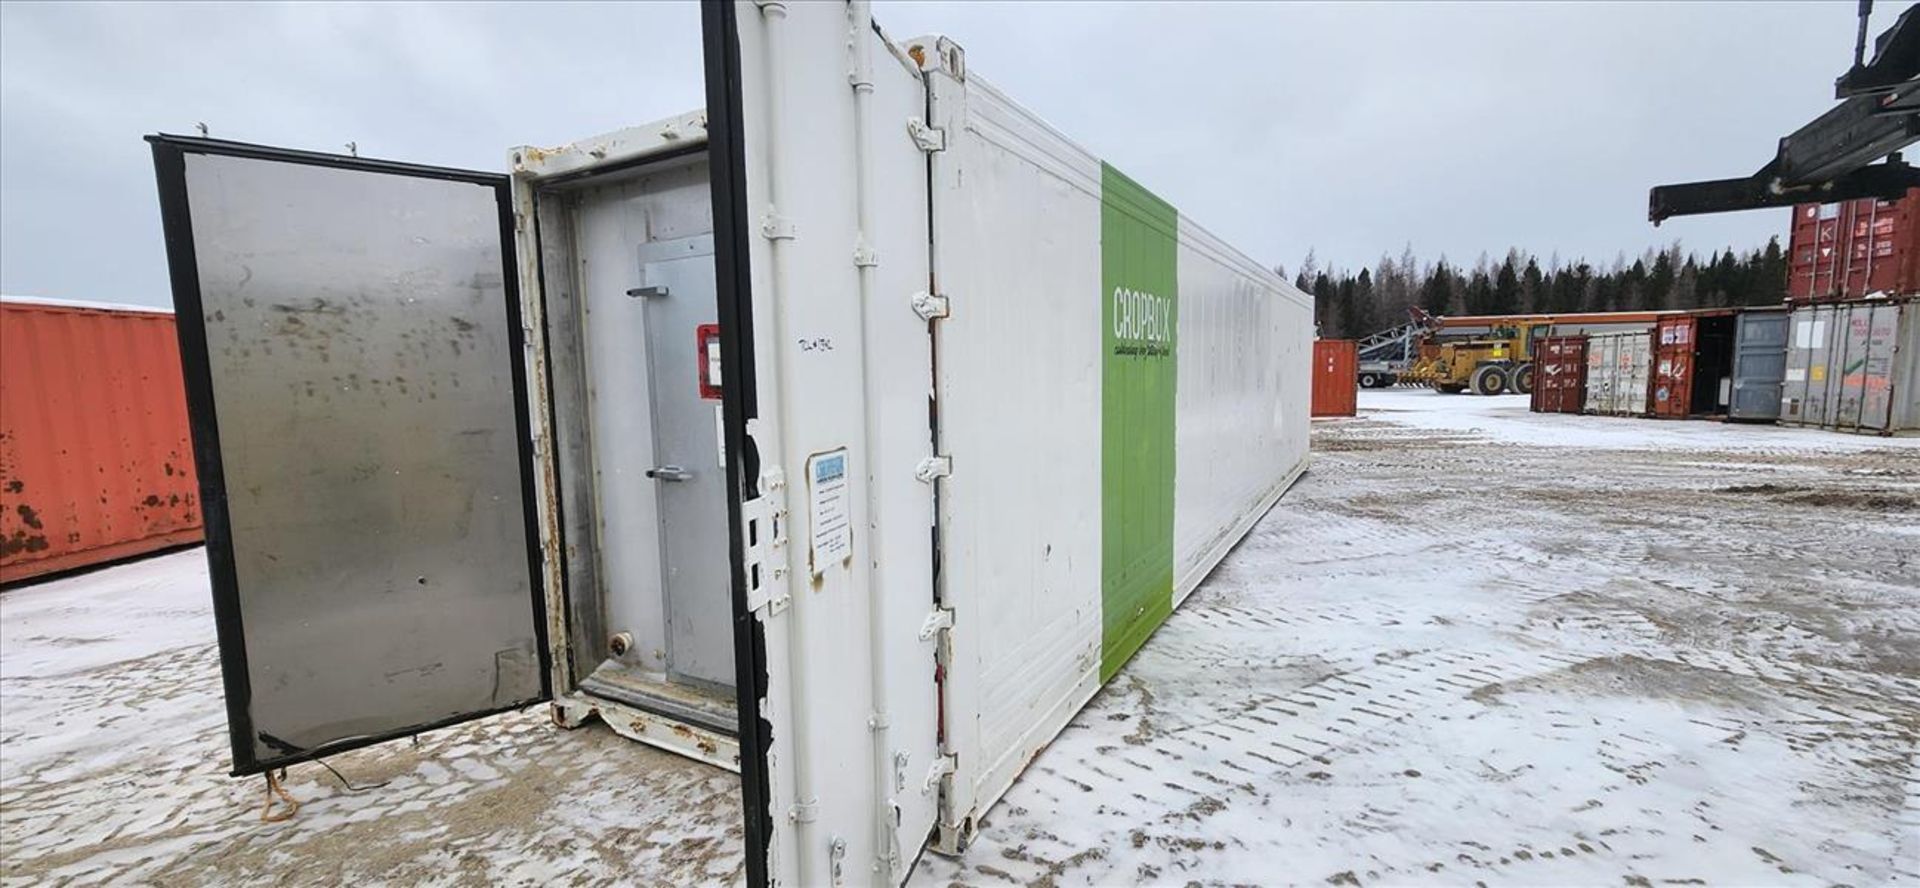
[807,448,852,576]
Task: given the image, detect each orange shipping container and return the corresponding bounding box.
[1,298,203,584]
[1311,339,1358,417]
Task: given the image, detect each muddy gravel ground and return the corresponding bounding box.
[4,390,1917,886]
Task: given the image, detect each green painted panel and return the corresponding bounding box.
[1100,163,1178,682]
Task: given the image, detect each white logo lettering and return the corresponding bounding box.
[1111,285,1172,345]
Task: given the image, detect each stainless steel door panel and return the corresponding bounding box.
[152,139,544,774]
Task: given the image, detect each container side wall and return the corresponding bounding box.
[1,302,203,584]
[926,59,1308,849]
[1172,223,1311,597]
[927,68,1106,842]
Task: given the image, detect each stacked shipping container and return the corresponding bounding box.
[1788,189,1920,302]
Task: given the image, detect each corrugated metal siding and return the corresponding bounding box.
[1729,309,1789,421]
[1311,340,1358,417]
[1651,317,1696,418]
[1780,298,1920,433]
[1,300,202,584]
[1584,330,1652,416]
[1530,336,1587,414]
[1788,189,1920,302]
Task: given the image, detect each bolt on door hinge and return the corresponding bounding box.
[911,290,950,320]
[790,797,820,823]
[907,117,946,153]
[914,455,952,483]
[761,213,797,241]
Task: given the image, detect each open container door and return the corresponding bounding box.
[707,1,946,883]
[147,136,547,776]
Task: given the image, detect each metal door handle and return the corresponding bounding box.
[646,465,692,482]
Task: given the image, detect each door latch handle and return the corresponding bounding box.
[646,465,692,482]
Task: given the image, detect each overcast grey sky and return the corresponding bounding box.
[0,1,1871,307]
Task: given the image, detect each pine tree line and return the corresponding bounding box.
[1288,239,1789,340]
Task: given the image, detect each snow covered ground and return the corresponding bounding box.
[3,389,1916,885]
[0,552,742,885]
[912,391,1920,886]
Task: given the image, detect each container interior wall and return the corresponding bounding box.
[0,303,205,583]
[1691,315,1736,415]
[532,154,737,729]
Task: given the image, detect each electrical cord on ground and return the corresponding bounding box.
[314,757,391,793]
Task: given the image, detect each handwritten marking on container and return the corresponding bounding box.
[807,449,852,577]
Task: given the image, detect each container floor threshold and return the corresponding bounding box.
[578,662,737,736]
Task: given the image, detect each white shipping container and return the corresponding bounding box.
[1583,330,1652,416]
[145,3,1311,885]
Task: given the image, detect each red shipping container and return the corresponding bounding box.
[1311,339,1358,417]
[1,298,203,584]
[1787,188,1920,301]
[1650,310,1738,419]
[1651,316,1697,419]
[1530,335,1588,414]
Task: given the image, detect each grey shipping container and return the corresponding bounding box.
[1780,297,1920,433]
[1728,308,1790,422]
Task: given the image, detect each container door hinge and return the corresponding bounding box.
[789,797,820,823]
[914,456,952,484]
[867,711,890,731]
[911,290,950,320]
[891,750,912,793]
[923,753,956,796]
[829,835,848,887]
[742,484,792,615]
[853,241,879,268]
[907,117,946,153]
[918,608,954,641]
[761,213,797,241]
[877,812,903,879]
